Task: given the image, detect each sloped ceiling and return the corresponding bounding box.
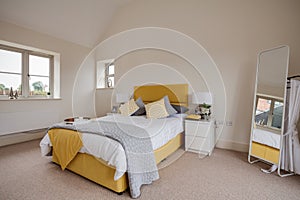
[0,0,133,48]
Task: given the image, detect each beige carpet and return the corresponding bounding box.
[1,139,300,200]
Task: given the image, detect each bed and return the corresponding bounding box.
[250,128,281,164]
[40,84,188,198]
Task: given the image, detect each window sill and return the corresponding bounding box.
[96,88,114,90]
[0,97,62,101]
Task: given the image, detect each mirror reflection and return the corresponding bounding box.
[255,95,283,130]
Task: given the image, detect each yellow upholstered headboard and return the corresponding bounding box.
[133,84,188,107]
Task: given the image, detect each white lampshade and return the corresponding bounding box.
[192,92,213,105]
[116,93,129,103]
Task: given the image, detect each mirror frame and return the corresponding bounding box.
[248,45,289,174]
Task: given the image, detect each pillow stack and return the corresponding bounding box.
[119,95,187,119]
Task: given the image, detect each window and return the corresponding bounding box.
[29,54,51,96]
[255,95,283,129]
[105,63,115,88]
[97,59,115,89]
[0,48,22,95]
[0,43,58,99]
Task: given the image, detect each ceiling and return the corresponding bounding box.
[0,0,133,48]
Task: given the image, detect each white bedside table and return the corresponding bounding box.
[185,119,215,156]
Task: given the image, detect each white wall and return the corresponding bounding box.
[95,49,208,117]
[79,27,225,122]
[0,21,90,136]
[95,0,300,151]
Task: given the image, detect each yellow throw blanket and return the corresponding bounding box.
[48,129,83,170]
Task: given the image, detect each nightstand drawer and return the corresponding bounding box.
[185,135,210,152]
[185,121,211,137]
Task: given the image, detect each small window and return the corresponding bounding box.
[255,96,283,129]
[97,59,115,89]
[106,63,114,88]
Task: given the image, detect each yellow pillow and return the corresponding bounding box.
[145,98,169,119]
[119,99,139,116]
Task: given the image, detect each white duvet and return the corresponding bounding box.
[40,114,185,180]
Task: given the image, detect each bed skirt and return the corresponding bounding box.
[52,133,183,193]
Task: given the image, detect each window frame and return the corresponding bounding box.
[255,94,283,130]
[27,51,53,97]
[0,43,56,99]
[0,45,23,96]
[105,63,114,88]
[96,59,115,89]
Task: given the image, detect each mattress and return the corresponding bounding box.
[252,128,281,149]
[40,113,186,180]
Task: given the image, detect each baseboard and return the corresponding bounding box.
[216,139,249,152]
[0,129,46,147]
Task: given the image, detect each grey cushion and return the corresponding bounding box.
[132,97,146,116]
[171,104,189,113]
[163,96,177,115]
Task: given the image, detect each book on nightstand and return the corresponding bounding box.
[186,114,201,121]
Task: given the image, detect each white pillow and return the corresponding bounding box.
[119,99,139,116]
[145,98,169,119]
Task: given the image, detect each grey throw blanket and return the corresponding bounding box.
[50,119,159,198]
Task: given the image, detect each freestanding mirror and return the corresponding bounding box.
[248,46,289,173]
